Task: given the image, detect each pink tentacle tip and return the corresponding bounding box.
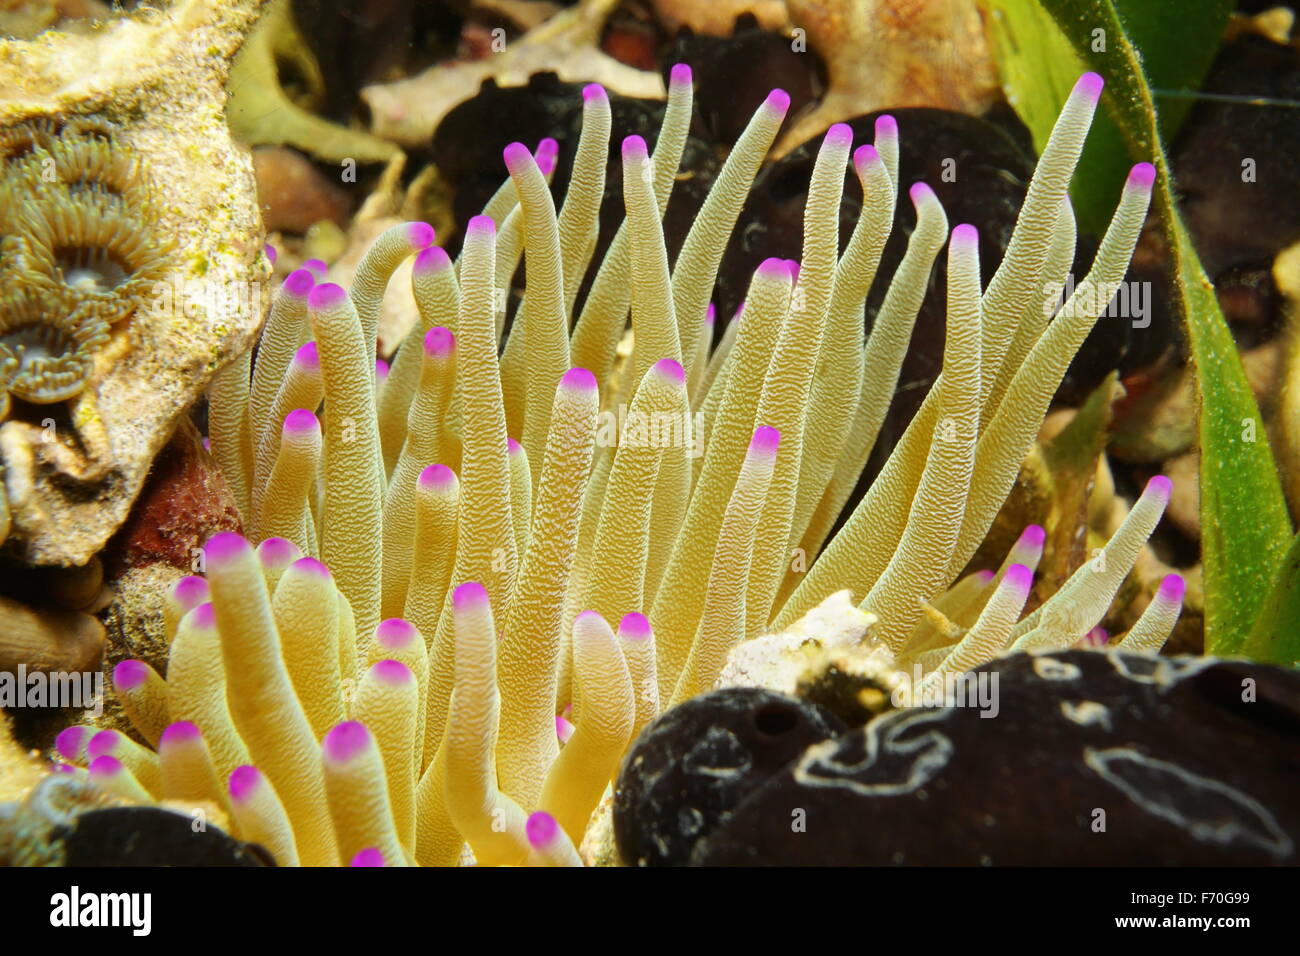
[764,88,791,114]
[619,612,652,640]
[1145,474,1172,500]
[669,63,692,87]
[1002,563,1034,592]
[705,302,717,325]
[1127,162,1157,190]
[191,602,216,630]
[414,245,451,275]
[301,258,329,279]
[757,257,791,281]
[292,556,331,579]
[418,463,456,488]
[973,569,996,584]
[307,282,348,310]
[283,408,320,434]
[160,722,201,748]
[55,727,87,761]
[112,659,149,691]
[376,358,391,380]
[1081,626,1109,648]
[263,243,277,265]
[351,849,386,867]
[583,83,607,103]
[825,123,853,149]
[453,581,489,610]
[555,715,575,743]
[173,575,209,607]
[854,144,881,167]
[784,260,801,283]
[503,141,534,173]
[875,114,898,137]
[467,214,496,236]
[535,137,559,160]
[909,181,935,204]
[622,134,648,160]
[376,617,418,647]
[561,366,598,391]
[653,358,686,383]
[228,765,261,803]
[323,721,371,764]
[372,658,413,685]
[88,755,123,777]
[257,537,300,566]
[951,223,979,247]
[406,221,435,248]
[507,437,522,455]
[294,340,320,369]
[203,531,251,565]
[750,425,781,456]
[1075,72,1105,100]
[526,811,560,848]
[574,609,608,629]
[1158,573,1186,604]
[86,730,121,761]
[423,326,455,356]
[1020,524,1047,549]
[282,267,315,298]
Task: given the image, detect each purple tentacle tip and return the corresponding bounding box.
[414,245,451,274]
[622,134,648,160]
[283,268,315,298]
[257,537,299,566]
[750,425,781,456]
[757,257,791,281]
[372,659,413,685]
[294,341,320,369]
[86,730,121,760]
[1145,474,1172,499]
[406,221,435,248]
[507,437,523,455]
[1003,563,1034,592]
[228,765,260,803]
[951,223,979,247]
[1076,72,1104,99]
[561,367,598,391]
[293,556,331,579]
[302,258,329,279]
[264,243,277,265]
[670,63,692,87]
[583,83,607,103]
[1021,524,1047,548]
[765,88,791,114]
[619,612,651,640]
[192,602,216,629]
[974,569,996,584]
[351,848,386,867]
[88,755,123,778]
[825,123,853,148]
[55,726,87,761]
[113,659,149,691]
[653,358,686,383]
[173,575,209,607]
[323,721,371,764]
[204,531,251,566]
[423,326,455,356]
[453,581,489,610]
[705,302,717,324]
[283,408,319,434]
[526,811,560,848]
[854,144,881,167]
[467,215,495,236]
[307,282,348,310]
[1128,162,1157,189]
[503,141,534,173]
[376,618,417,647]
[418,464,455,488]
[160,722,201,748]
[1159,573,1186,604]
[875,114,898,137]
[909,181,935,204]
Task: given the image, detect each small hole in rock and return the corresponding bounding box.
[753,701,799,737]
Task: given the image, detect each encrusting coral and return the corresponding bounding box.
[64,66,1182,866]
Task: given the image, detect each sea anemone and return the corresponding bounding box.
[71,67,1176,865]
[0,117,167,419]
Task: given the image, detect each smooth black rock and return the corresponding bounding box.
[55,807,272,866]
[613,687,847,866]
[691,652,1300,865]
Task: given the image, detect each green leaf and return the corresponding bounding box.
[989,0,1294,660]
[980,0,1231,233]
[1243,531,1300,666]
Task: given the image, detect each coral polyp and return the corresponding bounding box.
[65,66,1180,866]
